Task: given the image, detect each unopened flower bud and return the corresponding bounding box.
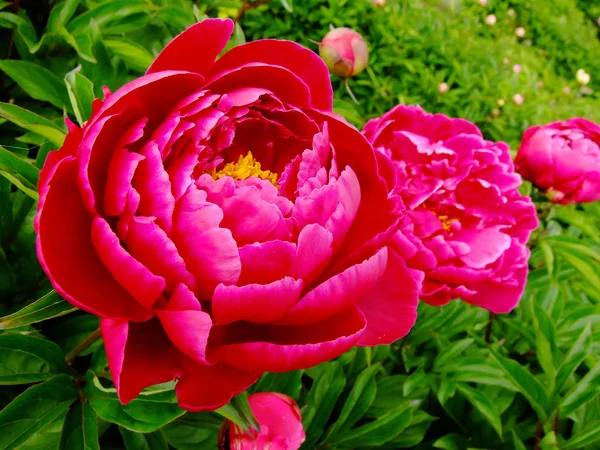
[576,69,591,86]
[513,64,522,73]
[371,0,386,5]
[477,0,487,6]
[515,27,525,38]
[563,86,572,95]
[497,99,505,107]
[485,14,497,25]
[491,108,500,118]
[438,82,449,94]
[503,58,510,65]
[320,27,369,78]
[537,81,544,88]
[513,93,524,105]
[508,9,515,16]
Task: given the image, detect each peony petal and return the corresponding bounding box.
[207,39,333,110]
[290,224,333,286]
[212,277,303,325]
[157,284,212,364]
[91,217,165,309]
[210,307,366,372]
[36,158,151,320]
[147,19,234,75]
[172,186,241,299]
[101,318,181,404]
[454,228,512,269]
[357,249,419,346]
[176,360,259,412]
[239,240,297,285]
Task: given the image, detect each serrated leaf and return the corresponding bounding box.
[84,372,185,433]
[59,401,100,450]
[0,290,76,330]
[0,334,68,385]
[302,362,346,448]
[330,405,412,447]
[0,374,78,450]
[0,60,70,110]
[0,144,39,198]
[560,363,600,418]
[0,102,65,147]
[457,384,502,438]
[491,351,548,420]
[322,363,379,443]
[120,427,168,450]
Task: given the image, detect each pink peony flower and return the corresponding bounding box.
[363,105,537,312]
[516,119,600,204]
[220,393,305,450]
[485,14,497,25]
[35,19,419,411]
[319,27,369,78]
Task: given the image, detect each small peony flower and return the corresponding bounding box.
[438,82,449,94]
[485,14,497,25]
[319,27,369,78]
[512,64,522,73]
[513,93,524,105]
[503,58,510,65]
[576,69,591,86]
[497,99,505,107]
[516,119,600,204]
[515,27,526,38]
[36,19,419,412]
[220,393,305,450]
[363,105,537,312]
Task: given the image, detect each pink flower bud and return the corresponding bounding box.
[512,64,522,73]
[477,0,487,6]
[508,9,515,16]
[485,14,497,25]
[513,93,524,105]
[320,27,369,78]
[503,58,510,65]
[438,82,449,93]
[515,27,525,38]
[537,81,544,88]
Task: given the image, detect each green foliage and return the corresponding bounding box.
[0,0,598,448]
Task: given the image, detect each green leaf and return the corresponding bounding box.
[532,302,558,384]
[59,401,100,450]
[162,413,222,450]
[456,384,502,438]
[0,144,39,198]
[104,39,154,73]
[322,363,379,443]
[0,11,38,52]
[230,393,260,433]
[553,323,592,402]
[84,372,185,433]
[0,102,65,147]
[279,0,293,13]
[560,363,600,417]
[0,374,79,450]
[120,427,168,450]
[47,0,81,31]
[0,334,68,385]
[329,405,412,447]
[302,362,346,448]
[491,351,549,420]
[0,290,76,330]
[67,0,150,33]
[65,60,96,106]
[433,338,474,371]
[563,418,600,450]
[0,60,70,110]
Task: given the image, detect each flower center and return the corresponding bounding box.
[211,151,278,187]
[437,214,454,232]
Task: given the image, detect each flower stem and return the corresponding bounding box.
[66,327,102,364]
[344,79,359,105]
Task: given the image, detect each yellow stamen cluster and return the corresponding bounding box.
[437,214,454,232]
[211,151,278,186]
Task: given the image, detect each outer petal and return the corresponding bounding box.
[211,308,366,372]
[176,361,260,412]
[207,39,333,111]
[147,19,234,75]
[357,249,420,346]
[36,158,151,321]
[101,318,180,404]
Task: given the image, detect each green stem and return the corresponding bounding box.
[66,328,102,364]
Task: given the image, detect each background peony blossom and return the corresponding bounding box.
[35,19,419,411]
[221,393,305,450]
[363,105,538,312]
[516,118,600,204]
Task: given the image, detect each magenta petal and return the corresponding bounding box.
[239,240,297,285]
[454,228,512,269]
[290,224,333,286]
[36,158,151,321]
[147,18,234,75]
[176,360,260,412]
[91,217,165,309]
[211,307,366,372]
[357,249,419,346]
[172,186,241,298]
[101,318,181,404]
[213,277,303,325]
[277,248,387,326]
[125,216,197,293]
[157,284,212,364]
